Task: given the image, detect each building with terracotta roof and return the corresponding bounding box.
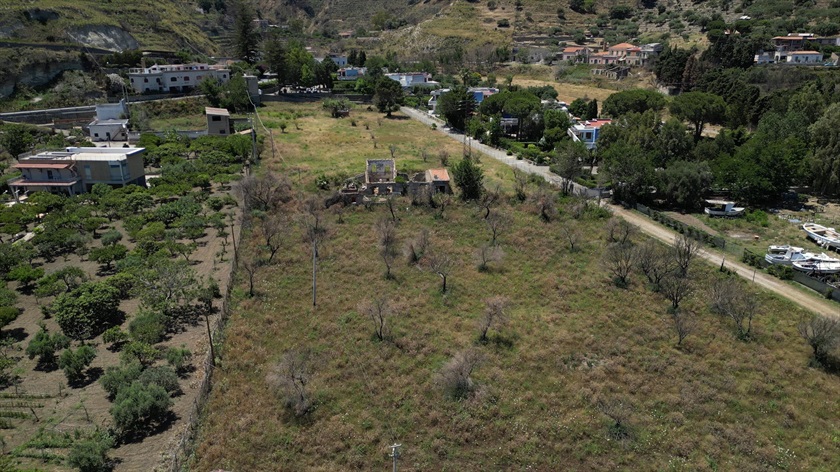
[561,46,589,62]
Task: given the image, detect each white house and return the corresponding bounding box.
[88,99,129,142]
[568,119,612,150]
[754,52,773,64]
[787,51,824,64]
[385,72,440,89]
[128,63,230,93]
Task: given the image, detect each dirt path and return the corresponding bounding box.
[401,107,840,318]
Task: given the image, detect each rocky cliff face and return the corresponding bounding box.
[66,25,139,52]
[0,58,83,98]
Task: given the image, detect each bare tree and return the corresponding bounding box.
[235,172,292,212]
[301,200,330,307]
[239,252,262,297]
[266,349,313,416]
[709,278,760,340]
[672,309,696,346]
[388,143,397,159]
[605,217,636,245]
[635,240,676,289]
[439,150,450,167]
[437,348,485,400]
[604,243,635,287]
[513,169,529,202]
[260,214,288,264]
[485,210,511,246]
[479,185,502,219]
[530,187,557,222]
[409,185,432,207]
[375,217,399,279]
[405,228,429,264]
[433,192,452,219]
[475,244,504,272]
[420,147,429,162]
[660,272,693,311]
[331,203,346,224]
[596,398,633,441]
[560,224,582,252]
[478,296,509,342]
[798,314,840,366]
[427,250,454,292]
[674,234,702,276]
[359,296,393,341]
[384,194,398,222]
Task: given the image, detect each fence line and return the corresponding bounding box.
[164,210,243,472]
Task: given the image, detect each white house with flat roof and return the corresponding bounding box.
[385,72,439,88]
[787,51,824,64]
[9,147,146,197]
[89,99,130,142]
[128,63,230,93]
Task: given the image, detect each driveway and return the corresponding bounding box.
[401,106,840,318]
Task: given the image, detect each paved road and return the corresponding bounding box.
[401,106,840,318]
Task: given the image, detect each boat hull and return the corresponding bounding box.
[802,223,840,249]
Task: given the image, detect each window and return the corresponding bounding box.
[94,133,99,137]
[109,162,123,181]
[211,116,221,121]
[130,78,134,83]
[171,77,177,82]
[84,165,92,180]
[584,132,593,140]
[47,170,54,180]
[184,76,190,81]
[144,78,148,83]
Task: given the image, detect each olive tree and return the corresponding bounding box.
[478,296,509,343]
[266,349,313,416]
[51,282,121,340]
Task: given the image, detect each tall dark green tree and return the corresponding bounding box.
[0,124,34,158]
[233,0,259,64]
[373,78,404,117]
[451,158,485,201]
[670,92,727,142]
[437,86,476,131]
[263,33,286,79]
[602,89,666,118]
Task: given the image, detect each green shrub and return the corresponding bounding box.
[104,272,135,300]
[100,362,143,400]
[120,341,159,367]
[129,310,168,344]
[110,381,173,437]
[58,345,96,385]
[138,366,181,395]
[26,327,70,368]
[102,327,130,350]
[165,346,192,373]
[744,209,769,227]
[0,306,19,330]
[767,264,794,280]
[67,431,114,472]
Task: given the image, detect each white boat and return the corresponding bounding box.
[704,200,745,217]
[765,245,840,265]
[792,260,840,274]
[802,223,840,249]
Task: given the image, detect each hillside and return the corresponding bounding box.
[0,0,218,53]
[192,101,840,471]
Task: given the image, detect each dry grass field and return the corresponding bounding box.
[192,102,840,471]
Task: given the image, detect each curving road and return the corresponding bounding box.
[401,106,840,318]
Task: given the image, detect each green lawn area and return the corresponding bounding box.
[192,100,840,471]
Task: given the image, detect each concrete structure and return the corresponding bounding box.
[243,74,260,105]
[424,168,451,194]
[568,119,612,150]
[9,147,145,196]
[787,51,824,64]
[385,72,440,88]
[128,63,230,93]
[206,107,233,136]
[337,67,366,80]
[592,66,629,80]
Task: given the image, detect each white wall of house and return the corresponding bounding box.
[90,122,129,142]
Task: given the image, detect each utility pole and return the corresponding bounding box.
[389,443,401,472]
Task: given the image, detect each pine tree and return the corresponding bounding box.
[234,0,259,63]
